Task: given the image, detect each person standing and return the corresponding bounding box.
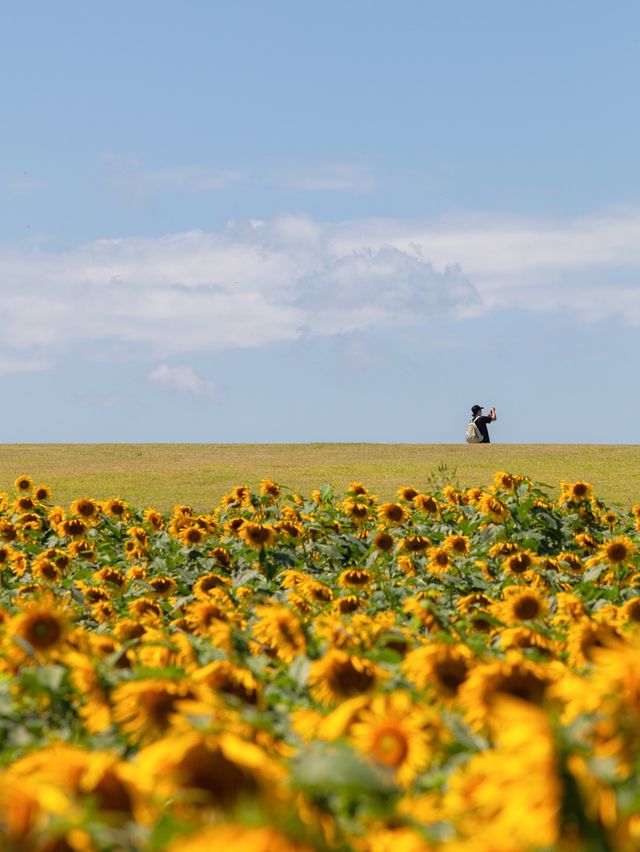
[470,404,496,443]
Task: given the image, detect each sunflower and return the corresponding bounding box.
[338,568,372,589]
[503,550,539,577]
[444,697,560,850]
[279,569,309,590]
[76,582,111,604]
[459,652,558,729]
[193,660,261,705]
[556,551,584,573]
[13,495,36,513]
[10,743,141,818]
[59,517,87,538]
[444,534,471,556]
[395,555,415,576]
[498,587,548,624]
[0,544,17,567]
[167,825,315,852]
[414,494,440,515]
[252,603,306,662]
[68,539,95,562]
[0,775,71,846]
[103,497,129,520]
[127,565,147,583]
[70,497,101,523]
[259,478,281,498]
[94,566,127,588]
[208,546,233,569]
[566,618,623,668]
[488,540,519,558]
[47,504,66,525]
[559,480,593,504]
[14,512,41,534]
[400,535,430,553]
[378,502,408,525]
[334,595,363,615]
[179,524,207,547]
[348,481,369,495]
[397,485,419,502]
[14,475,33,492]
[553,593,586,625]
[91,601,116,623]
[298,577,334,603]
[427,546,451,574]
[274,519,303,539]
[403,596,442,631]
[239,521,276,549]
[185,596,232,635]
[493,471,518,492]
[342,497,370,522]
[136,731,285,810]
[143,508,164,530]
[402,642,474,700]
[9,597,70,658]
[308,649,383,706]
[114,619,147,641]
[477,493,510,523]
[193,573,232,598]
[441,485,462,504]
[349,691,441,787]
[147,576,178,597]
[587,536,636,569]
[112,678,200,743]
[620,597,640,625]
[127,526,150,547]
[574,532,599,552]
[498,626,556,656]
[128,597,164,623]
[230,484,251,505]
[31,558,63,584]
[373,531,395,551]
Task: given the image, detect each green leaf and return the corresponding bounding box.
[293,742,396,796]
[288,654,311,687]
[583,563,606,582]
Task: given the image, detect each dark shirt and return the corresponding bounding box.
[472,415,493,443]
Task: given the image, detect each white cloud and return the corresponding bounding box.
[103,155,374,196]
[273,163,374,193]
[148,364,219,397]
[333,208,640,321]
[0,214,475,360]
[0,355,52,376]
[2,207,640,372]
[132,166,245,193]
[295,247,478,334]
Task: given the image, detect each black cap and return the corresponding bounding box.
[471,404,483,414]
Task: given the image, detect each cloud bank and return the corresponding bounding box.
[148,364,219,397]
[1,207,639,375]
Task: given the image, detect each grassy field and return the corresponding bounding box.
[1,443,639,511]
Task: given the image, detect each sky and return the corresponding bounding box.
[1,0,640,443]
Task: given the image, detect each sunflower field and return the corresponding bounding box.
[1,473,640,850]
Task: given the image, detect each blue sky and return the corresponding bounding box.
[1,1,639,442]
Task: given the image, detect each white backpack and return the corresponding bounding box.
[466,416,483,444]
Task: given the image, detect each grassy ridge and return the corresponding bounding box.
[1,443,639,510]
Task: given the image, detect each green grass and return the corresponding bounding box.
[1,443,639,512]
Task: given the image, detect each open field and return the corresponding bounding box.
[1,443,639,510]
